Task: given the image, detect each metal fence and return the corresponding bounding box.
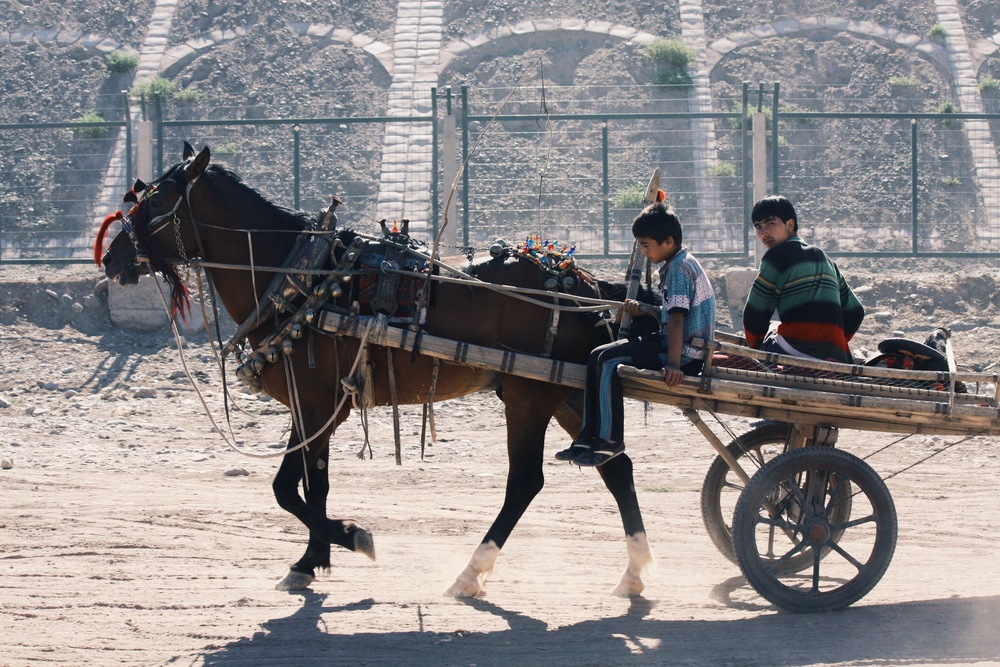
[2,83,999,263]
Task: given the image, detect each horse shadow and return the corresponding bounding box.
[194,588,1000,666]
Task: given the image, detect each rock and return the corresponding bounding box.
[224,467,250,476]
[1,458,13,469]
[133,387,158,398]
[0,396,10,408]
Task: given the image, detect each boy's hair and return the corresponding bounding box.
[751,195,798,233]
[631,202,682,245]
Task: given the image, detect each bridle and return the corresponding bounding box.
[123,169,202,266]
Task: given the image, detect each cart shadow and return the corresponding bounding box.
[195,588,1000,666]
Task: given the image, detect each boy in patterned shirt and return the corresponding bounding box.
[556,202,716,467]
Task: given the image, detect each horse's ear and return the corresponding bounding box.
[133,178,146,192]
[123,190,138,203]
[184,146,211,182]
[183,141,195,160]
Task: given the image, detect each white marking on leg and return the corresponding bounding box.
[445,540,500,598]
[275,570,315,591]
[611,532,654,597]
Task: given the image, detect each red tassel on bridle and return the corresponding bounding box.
[94,211,123,267]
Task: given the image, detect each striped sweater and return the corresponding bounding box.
[743,237,864,362]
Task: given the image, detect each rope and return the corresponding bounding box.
[154,270,377,460]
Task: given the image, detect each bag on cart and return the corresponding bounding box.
[865,327,966,393]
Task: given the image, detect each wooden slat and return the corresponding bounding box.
[313,313,1000,437]
[315,311,586,388]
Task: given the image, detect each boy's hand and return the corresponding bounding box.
[621,299,643,315]
[662,365,684,386]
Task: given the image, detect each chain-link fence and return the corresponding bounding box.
[3,83,999,263]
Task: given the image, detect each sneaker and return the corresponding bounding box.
[554,436,595,462]
[572,439,626,467]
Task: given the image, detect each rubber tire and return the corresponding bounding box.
[731,447,897,613]
[700,423,853,573]
[700,422,792,564]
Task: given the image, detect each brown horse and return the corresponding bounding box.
[97,143,656,596]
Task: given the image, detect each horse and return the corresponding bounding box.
[96,142,657,597]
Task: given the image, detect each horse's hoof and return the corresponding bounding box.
[353,527,376,561]
[275,570,314,591]
[444,575,482,598]
[610,575,645,598]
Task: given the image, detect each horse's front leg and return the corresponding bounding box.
[554,389,653,597]
[446,378,568,597]
[273,423,374,591]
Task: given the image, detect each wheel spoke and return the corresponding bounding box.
[833,512,876,531]
[828,539,866,571]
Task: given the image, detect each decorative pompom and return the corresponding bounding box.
[655,189,666,202]
[94,211,123,266]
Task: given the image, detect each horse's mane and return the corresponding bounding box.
[202,163,313,231]
[130,162,315,320]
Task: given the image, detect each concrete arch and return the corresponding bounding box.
[439,19,660,73]
[971,33,1000,76]
[0,28,136,57]
[160,23,394,80]
[704,16,951,73]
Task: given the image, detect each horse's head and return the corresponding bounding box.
[95,142,211,317]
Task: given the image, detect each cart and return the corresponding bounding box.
[318,311,1000,612]
[619,331,1000,612]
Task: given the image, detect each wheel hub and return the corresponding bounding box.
[807,521,830,543]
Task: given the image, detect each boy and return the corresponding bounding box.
[743,195,864,363]
[555,202,716,467]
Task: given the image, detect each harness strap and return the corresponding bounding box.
[420,358,441,460]
[387,349,402,465]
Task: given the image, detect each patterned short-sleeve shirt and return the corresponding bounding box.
[658,248,716,363]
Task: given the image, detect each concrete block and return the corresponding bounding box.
[108,276,169,331]
[723,266,757,323]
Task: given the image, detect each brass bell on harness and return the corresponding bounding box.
[251,353,266,373]
[290,322,303,339]
[265,346,279,364]
[561,276,576,291]
[489,240,509,258]
[329,283,343,298]
[543,277,558,290]
[282,339,294,356]
[304,308,316,324]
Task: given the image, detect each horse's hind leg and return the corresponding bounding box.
[597,455,653,597]
[554,390,653,596]
[446,377,564,598]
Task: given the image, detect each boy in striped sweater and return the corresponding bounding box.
[743,195,864,363]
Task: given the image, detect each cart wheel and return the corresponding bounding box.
[700,422,853,573]
[731,447,897,613]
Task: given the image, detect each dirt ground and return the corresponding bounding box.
[2,262,1000,667]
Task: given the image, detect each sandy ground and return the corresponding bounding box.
[2,265,1000,666]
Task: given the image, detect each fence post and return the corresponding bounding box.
[741,82,752,255]
[752,111,768,266]
[461,85,470,246]
[154,93,164,175]
[771,82,780,196]
[292,125,300,209]
[136,121,153,182]
[431,87,439,243]
[602,122,609,256]
[440,88,459,249]
[911,119,918,254]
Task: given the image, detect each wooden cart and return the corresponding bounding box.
[318,311,1000,612]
